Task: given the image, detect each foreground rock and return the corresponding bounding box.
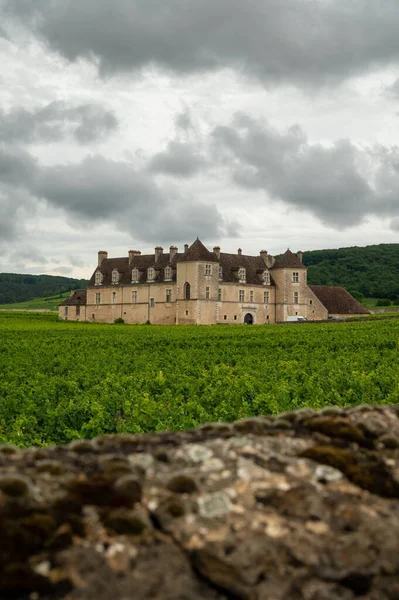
[2,405,399,599]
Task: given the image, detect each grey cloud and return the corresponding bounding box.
[390,217,399,231]
[3,0,399,86]
[0,101,118,144]
[0,146,229,244]
[0,146,38,244]
[148,141,206,177]
[212,113,399,228]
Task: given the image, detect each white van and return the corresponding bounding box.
[287,316,307,322]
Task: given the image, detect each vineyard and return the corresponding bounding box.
[0,311,399,447]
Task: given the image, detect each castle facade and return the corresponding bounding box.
[59,238,368,324]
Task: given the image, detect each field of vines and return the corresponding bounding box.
[1,311,399,447]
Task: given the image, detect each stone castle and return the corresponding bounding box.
[59,238,368,324]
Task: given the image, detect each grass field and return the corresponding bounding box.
[0,292,69,311]
[1,311,399,447]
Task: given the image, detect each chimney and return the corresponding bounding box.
[260,250,268,265]
[213,246,220,260]
[184,244,189,253]
[297,251,303,263]
[128,250,141,264]
[237,248,242,256]
[155,246,163,262]
[169,245,178,262]
[98,251,108,266]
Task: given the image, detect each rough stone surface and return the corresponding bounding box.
[2,405,399,599]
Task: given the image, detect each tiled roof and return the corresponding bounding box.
[271,249,304,270]
[88,252,184,286]
[310,285,370,315]
[177,238,219,263]
[60,289,87,306]
[219,253,274,286]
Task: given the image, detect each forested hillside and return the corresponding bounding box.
[303,244,399,300]
[0,273,88,304]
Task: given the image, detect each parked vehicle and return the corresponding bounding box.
[287,316,308,322]
[328,316,345,322]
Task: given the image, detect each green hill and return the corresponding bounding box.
[0,273,88,305]
[303,244,399,302]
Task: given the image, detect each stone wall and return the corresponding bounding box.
[2,405,399,599]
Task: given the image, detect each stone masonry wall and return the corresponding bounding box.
[2,405,399,599]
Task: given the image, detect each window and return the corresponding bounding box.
[147,267,155,281]
[219,266,223,280]
[249,290,254,303]
[264,291,270,304]
[164,266,172,281]
[166,288,172,303]
[65,306,68,316]
[95,271,103,286]
[294,292,299,304]
[234,315,237,321]
[292,272,299,283]
[205,286,210,299]
[184,282,191,300]
[131,268,139,283]
[309,299,313,305]
[262,270,270,285]
[76,305,80,316]
[112,269,119,284]
[112,291,117,304]
[95,293,101,305]
[132,291,138,304]
[218,288,222,301]
[205,264,212,276]
[239,289,245,302]
[150,297,155,308]
[238,267,246,282]
[224,315,227,320]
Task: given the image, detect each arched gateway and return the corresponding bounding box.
[244,313,254,324]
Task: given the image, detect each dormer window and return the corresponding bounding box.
[164,266,172,281]
[219,266,223,280]
[238,267,246,283]
[131,268,140,283]
[94,271,103,286]
[205,264,212,276]
[147,267,155,282]
[111,269,119,284]
[262,270,270,285]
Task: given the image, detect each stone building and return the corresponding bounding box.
[59,238,368,324]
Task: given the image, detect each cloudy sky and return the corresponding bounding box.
[1,0,399,278]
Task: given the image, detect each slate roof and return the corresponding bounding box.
[88,239,274,287]
[219,253,274,285]
[177,238,219,263]
[310,286,370,315]
[271,249,304,270]
[88,252,184,286]
[60,289,87,306]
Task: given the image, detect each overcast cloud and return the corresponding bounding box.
[0,101,118,144]
[3,0,399,88]
[0,0,398,276]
